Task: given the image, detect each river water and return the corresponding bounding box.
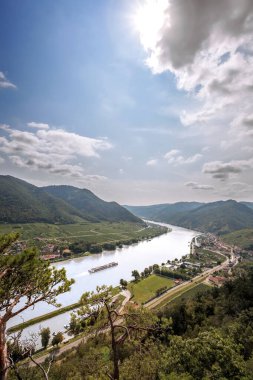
[8,223,197,341]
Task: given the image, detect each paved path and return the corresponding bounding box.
[144,253,230,309]
[30,251,231,365]
[30,290,130,365]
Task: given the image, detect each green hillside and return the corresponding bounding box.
[152,202,203,222]
[0,175,82,223]
[170,200,253,234]
[125,202,202,221]
[222,228,253,251]
[0,176,142,224]
[241,201,253,210]
[126,200,253,234]
[43,185,142,223]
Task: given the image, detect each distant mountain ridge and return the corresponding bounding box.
[126,200,253,234]
[0,175,142,224]
[125,202,203,222]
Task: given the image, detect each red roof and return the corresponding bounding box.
[42,254,60,260]
[209,276,226,285]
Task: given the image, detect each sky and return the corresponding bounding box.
[0,0,253,205]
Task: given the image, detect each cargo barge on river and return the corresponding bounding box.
[88,262,118,273]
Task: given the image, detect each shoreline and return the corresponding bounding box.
[7,226,170,333]
[46,223,170,264]
[8,223,194,338]
[7,302,80,334]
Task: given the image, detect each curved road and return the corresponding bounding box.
[30,250,233,365]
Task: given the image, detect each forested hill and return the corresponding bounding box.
[125,202,202,221]
[0,175,83,223]
[0,175,142,224]
[43,185,141,223]
[126,200,253,234]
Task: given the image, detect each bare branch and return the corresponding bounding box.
[8,356,23,380]
[29,355,49,380]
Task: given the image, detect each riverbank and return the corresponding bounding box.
[1,221,168,262]
[8,223,196,338]
[7,302,80,334]
[27,248,232,365]
[8,285,121,334]
[49,223,169,264]
[145,254,230,310]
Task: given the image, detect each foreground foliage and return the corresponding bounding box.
[0,233,74,380]
[5,238,253,379]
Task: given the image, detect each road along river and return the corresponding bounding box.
[8,223,197,341]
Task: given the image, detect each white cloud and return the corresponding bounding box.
[143,0,253,73]
[202,146,210,153]
[185,182,214,191]
[35,128,111,158]
[136,0,253,172]
[0,123,112,178]
[218,181,253,197]
[164,149,180,163]
[230,112,253,137]
[81,174,107,182]
[27,122,50,130]
[203,159,253,180]
[146,159,158,166]
[164,149,202,165]
[121,156,132,161]
[242,146,253,153]
[0,72,16,89]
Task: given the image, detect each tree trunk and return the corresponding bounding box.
[111,330,119,380]
[105,304,120,380]
[0,321,8,380]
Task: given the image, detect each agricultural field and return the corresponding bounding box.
[128,274,174,305]
[187,248,226,267]
[0,221,167,251]
[167,283,210,307]
[222,228,253,251]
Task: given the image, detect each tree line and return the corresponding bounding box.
[1,232,253,379]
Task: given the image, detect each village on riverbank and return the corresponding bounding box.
[1,221,168,262]
[17,230,243,370]
[8,230,239,346]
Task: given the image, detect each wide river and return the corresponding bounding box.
[8,223,197,341]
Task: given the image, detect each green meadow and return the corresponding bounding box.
[128,274,174,304]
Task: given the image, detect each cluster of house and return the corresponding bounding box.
[163,260,202,274]
[205,234,241,255]
[7,240,27,254]
[208,275,226,287]
[40,243,72,260]
[182,261,201,269]
[6,237,74,261]
[40,243,60,260]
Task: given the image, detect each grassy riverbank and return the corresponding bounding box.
[7,303,81,334]
[0,221,169,262]
[8,286,121,334]
[128,274,174,304]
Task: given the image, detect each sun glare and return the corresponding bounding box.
[132,0,168,50]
